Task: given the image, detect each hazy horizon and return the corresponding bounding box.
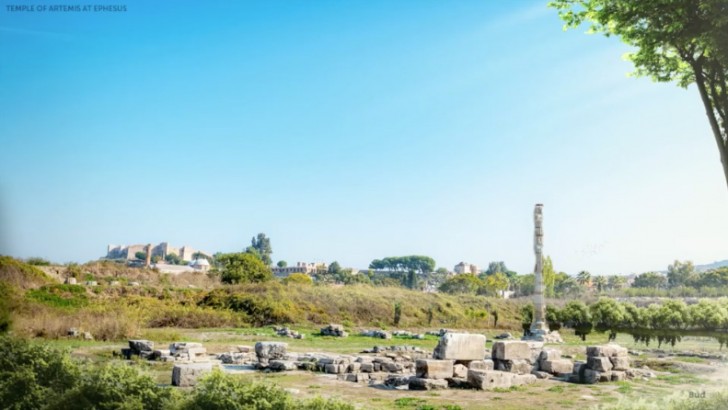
[2,1,727,275]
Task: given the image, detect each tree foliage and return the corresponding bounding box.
[368,256,436,274]
[633,271,668,288]
[668,260,696,288]
[551,0,728,190]
[246,233,273,266]
[217,253,273,284]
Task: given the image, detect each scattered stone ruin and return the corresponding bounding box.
[320,323,348,337]
[120,331,655,390]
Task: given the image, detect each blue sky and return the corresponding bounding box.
[1,0,726,275]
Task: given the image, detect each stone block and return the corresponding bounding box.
[433,333,486,361]
[347,362,361,373]
[383,362,404,373]
[129,340,154,353]
[587,344,628,358]
[408,377,449,390]
[467,369,514,390]
[610,356,630,371]
[415,359,454,380]
[540,359,574,375]
[512,374,537,386]
[385,375,414,387]
[538,349,561,362]
[587,356,613,372]
[269,360,297,371]
[255,342,288,364]
[172,363,212,387]
[360,363,374,373]
[508,359,533,374]
[169,342,202,354]
[468,359,494,371]
[598,371,612,382]
[453,364,468,378]
[492,341,531,361]
[611,371,626,381]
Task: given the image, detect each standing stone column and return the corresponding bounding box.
[530,204,548,334]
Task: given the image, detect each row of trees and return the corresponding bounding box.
[523,297,728,341]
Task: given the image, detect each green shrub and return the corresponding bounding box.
[0,337,80,409]
[50,363,178,410]
[26,284,88,309]
[183,370,291,409]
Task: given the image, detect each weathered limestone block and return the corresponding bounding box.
[467,370,514,390]
[255,342,288,364]
[347,362,361,373]
[383,362,405,373]
[495,359,532,374]
[610,356,630,371]
[540,359,573,375]
[172,363,212,387]
[237,345,252,353]
[538,349,561,362]
[408,378,449,390]
[360,363,374,373]
[611,371,626,381]
[453,364,468,378]
[320,324,348,337]
[129,340,154,353]
[587,356,613,372]
[511,374,537,386]
[269,360,297,371]
[169,342,202,355]
[492,341,531,361]
[384,375,413,387]
[433,333,486,361]
[586,345,628,358]
[468,359,494,371]
[416,359,454,380]
[598,371,613,382]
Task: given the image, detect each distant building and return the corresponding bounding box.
[272,262,327,277]
[454,262,479,275]
[106,242,210,262]
[190,258,210,272]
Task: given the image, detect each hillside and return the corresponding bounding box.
[0,257,525,341]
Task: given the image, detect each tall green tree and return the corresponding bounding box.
[551,0,728,191]
[246,233,272,266]
[576,270,591,287]
[667,260,696,288]
[633,271,668,288]
[593,275,608,293]
[216,252,273,284]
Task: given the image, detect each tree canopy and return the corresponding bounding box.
[551,0,728,191]
[216,252,273,284]
[246,233,272,266]
[369,256,436,274]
